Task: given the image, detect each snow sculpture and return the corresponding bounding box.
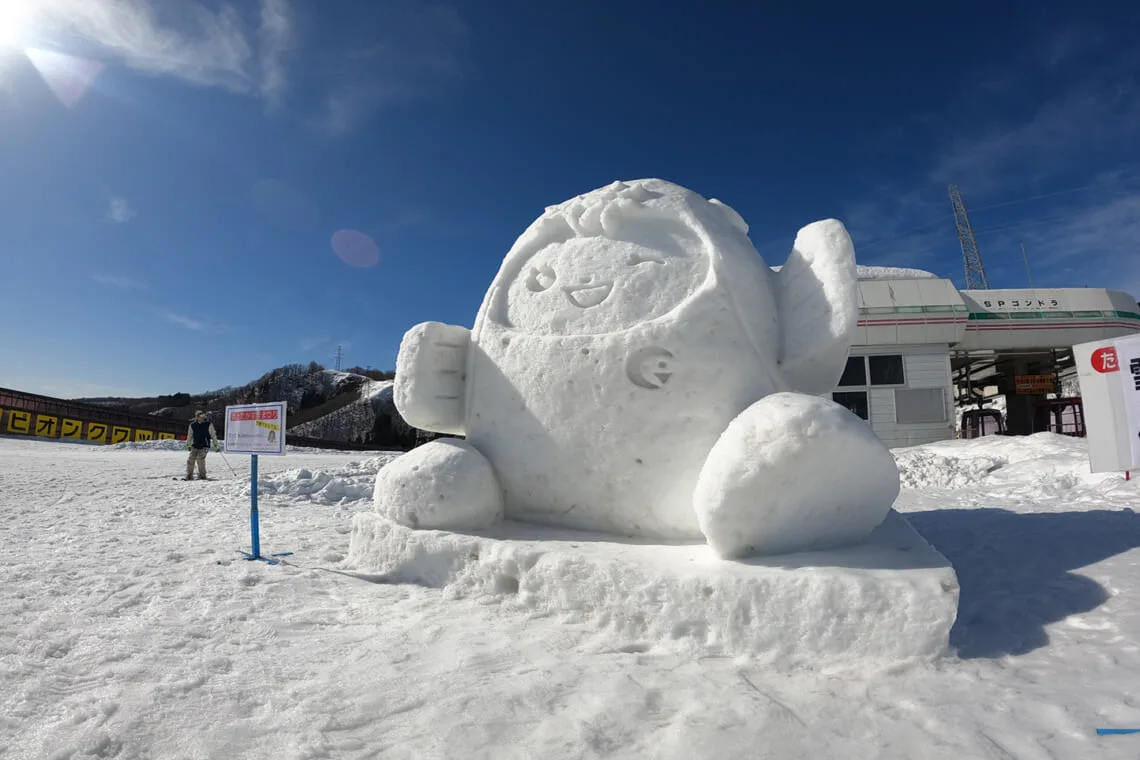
[379,178,900,559]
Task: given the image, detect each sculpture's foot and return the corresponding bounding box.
[694,392,900,559]
[374,438,504,531]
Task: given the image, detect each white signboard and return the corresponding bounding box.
[1120,337,1140,467]
[1073,333,1140,472]
[224,402,287,456]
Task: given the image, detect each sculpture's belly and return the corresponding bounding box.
[465,309,779,539]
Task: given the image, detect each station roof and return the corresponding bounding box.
[848,274,1139,351]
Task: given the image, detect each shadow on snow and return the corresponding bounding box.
[906,506,1140,659]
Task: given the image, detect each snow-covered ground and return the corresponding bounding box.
[3,433,1139,758]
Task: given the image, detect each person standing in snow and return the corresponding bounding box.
[184,410,221,480]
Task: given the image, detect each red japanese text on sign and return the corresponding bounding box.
[1092,347,1119,373]
[230,409,280,422]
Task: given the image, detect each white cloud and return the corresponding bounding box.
[27,0,464,134]
[163,312,203,330]
[36,0,294,107]
[107,196,135,223]
[307,2,467,136]
[257,0,293,108]
[93,273,146,289]
[929,81,1140,190]
[840,35,1140,288]
[299,336,329,352]
[311,82,401,138]
[978,189,1140,295]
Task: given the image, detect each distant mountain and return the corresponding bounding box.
[72,363,435,448]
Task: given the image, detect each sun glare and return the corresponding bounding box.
[0,0,32,47]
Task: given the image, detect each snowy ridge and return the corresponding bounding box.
[287,380,401,442]
[242,366,369,414]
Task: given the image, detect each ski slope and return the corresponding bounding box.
[2,433,1139,759]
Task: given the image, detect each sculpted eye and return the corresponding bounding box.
[526,264,557,292]
[627,253,664,267]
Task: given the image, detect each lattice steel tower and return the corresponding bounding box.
[948,184,989,289]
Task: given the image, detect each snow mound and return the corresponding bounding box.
[894,433,1123,491]
[108,438,195,452]
[854,265,939,280]
[770,264,940,280]
[894,450,1007,489]
[104,438,357,456]
[251,455,399,505]
[345,510,959,667]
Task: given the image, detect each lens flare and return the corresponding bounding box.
[25,48,104,107]
[331,229,380,268]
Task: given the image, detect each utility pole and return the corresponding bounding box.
[1020,241,1035,288]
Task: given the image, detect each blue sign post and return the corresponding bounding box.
[249,453,261,558]
[225,402,292,565]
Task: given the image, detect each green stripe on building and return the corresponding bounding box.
[857,306,1140,321]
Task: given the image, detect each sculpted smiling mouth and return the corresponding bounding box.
[563,282,614,308]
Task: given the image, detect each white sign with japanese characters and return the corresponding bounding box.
[1073,333,1140,472]
[1117,335,1140,468]
[224,402,287,456]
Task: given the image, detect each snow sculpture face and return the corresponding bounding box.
[490,181,716,336]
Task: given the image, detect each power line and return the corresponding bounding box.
[1020,241,1035,288]
[854,170,1140,252]
[857,214,955,250]
[966,171,1140,214]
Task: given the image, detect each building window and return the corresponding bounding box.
[868,355,905,385]
[895,388,946,424]
[839,354,905,388]
[838,356,867,387]
[833,391,869,421]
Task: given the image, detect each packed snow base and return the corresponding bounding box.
[388,178,900,560]
[348,509,959,666]
[3,433,1140,758]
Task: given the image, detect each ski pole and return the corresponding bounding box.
[218,447,238,477]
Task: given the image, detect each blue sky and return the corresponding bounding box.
[1,1,1138,398]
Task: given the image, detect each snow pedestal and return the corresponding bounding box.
[346,509,959,667]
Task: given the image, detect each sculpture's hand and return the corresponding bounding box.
[393,321,471,436]
[776,219,859,395]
